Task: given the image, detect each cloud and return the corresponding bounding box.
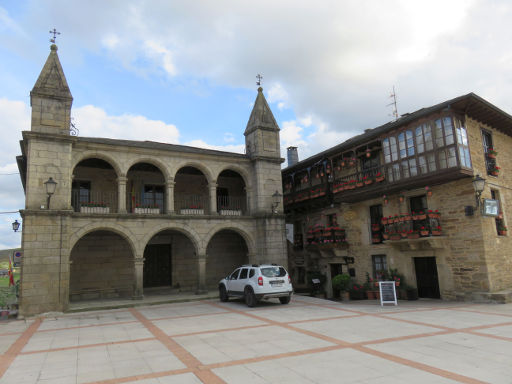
[184,139,244,154]
[73,105,180,143]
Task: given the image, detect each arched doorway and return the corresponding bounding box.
[206,229,249,288]
[69,230,134,301]
[217,169,247,215]
[143,230,197,291]
[72,158,118,213]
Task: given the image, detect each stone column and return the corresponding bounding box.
[133,257,144,299]
[166,178,175,214]
[209,182,218,215]
[196,253,207,293]
[117,176,127,213]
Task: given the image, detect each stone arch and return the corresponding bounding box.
[72,151,123,178]
[69,222,138,257]
[204,223,255,256]
[215,165,251,190]
[173,161,215,185]
[69,225,136,302]
[125,156,171,182]
[140,222,201,256]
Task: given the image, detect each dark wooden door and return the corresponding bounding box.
[414,257,440,298]
[330,263,343,278]
[143,244,172,288]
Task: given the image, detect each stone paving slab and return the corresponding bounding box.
[1,297,512,383]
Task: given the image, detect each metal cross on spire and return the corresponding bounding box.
[256,74,263,87]
[49,28,61,44]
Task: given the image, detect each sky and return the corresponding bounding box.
[1,0,512,249]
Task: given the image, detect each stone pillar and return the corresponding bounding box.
[133,257,144,299]
[196,253,207,293]
[166,178,175,214]
[117,176,127,213]
[209,182,218,215]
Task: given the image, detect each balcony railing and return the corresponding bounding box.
[217,195,246,216]
[128,192,164,214]
[175,194,209,215]
[72,190,117,213]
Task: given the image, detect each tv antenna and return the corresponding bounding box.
[49,28,61,44]
[387,85,399,121]
[256,74,263,87]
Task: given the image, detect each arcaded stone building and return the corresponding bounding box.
[283,94,512,302]
[16,44,287,316]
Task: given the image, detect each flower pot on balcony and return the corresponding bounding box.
[382,233,389,240]
[180,208,205,215]
[498,230,507,236]
[431,230,442,236]
[389,234,401,241]
[376,176,385,182]
[420,230,430,237]
[400,232,408,238]
[220,209,242,216]
[364,180,373,185]
[80,206,110,214]
[134,208,160,214]
[407,232,420,239]
[356,182,364,188]
[491,171,499,176]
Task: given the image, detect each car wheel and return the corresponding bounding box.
[279,295,291,304]
[244,287,257,307]
[219,285,229,302]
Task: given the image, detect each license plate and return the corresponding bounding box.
[270,280,284,287]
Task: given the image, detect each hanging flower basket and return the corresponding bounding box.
[375,172,385,182]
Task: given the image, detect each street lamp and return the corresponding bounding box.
[472,174,486,208]
[12,220,20,232]
[44,177,57,209]
[271,190,282,213]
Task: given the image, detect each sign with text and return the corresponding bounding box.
[379,281,397,306]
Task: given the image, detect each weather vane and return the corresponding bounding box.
[49,28,61,44]
[256,74,263,87]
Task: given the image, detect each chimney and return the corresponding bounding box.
[287,146,299,166]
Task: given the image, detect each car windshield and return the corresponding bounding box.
[260,267,286,278]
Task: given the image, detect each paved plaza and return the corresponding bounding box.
[1,296,512,383]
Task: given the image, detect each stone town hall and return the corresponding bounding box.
[16,43,287,317]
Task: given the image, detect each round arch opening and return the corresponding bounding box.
[127,162,166,213]
[174,166,209,214]
[143,229,197,292]
[69,230,134,302]
[206,229,249,288]
[72,158,117,213]
[217,169,247,215]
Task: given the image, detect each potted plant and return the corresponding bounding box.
[376,172,385,182]
[498,225,507,236]
[425,185,432,197]
[417,210,427,220]
[349,283,366,300]
[363,175,373,185]
[332,273,351,300]
[399,194,405,203]
[488,148,497,159]
[407,230,419,239]
[364,273,380,300]
[420,226,430,236]
[431,225,442,236]
[490,165,500,176]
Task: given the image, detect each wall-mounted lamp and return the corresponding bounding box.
[44,177,57,209]
[466,174,486,216]
[472,174,486,208]
[271,190,282,213]
[12,220,20,232]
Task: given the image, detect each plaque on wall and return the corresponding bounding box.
[343,210,356,221]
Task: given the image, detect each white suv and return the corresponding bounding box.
[219,264,293,307]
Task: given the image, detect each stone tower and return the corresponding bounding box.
[30,44,73,135]
[244,87,287,265]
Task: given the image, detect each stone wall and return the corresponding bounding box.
[70,231,133,300]
[205,231,249,288]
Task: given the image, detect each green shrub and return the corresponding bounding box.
[332,273,351,292]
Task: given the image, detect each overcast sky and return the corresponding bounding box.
[1,0,511,249]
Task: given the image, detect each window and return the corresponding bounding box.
[491,190,506,236]
[370,205,383,244]
[72,180,91,211]
[372,255,387,279]
[482,130,496,176]
[455,119,471,168]
[239,268,248,279]
[144,185,164,209]
[410,195,428,231]
[229,269,240,280]
[249,269,255,278]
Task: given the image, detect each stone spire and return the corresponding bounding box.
[244,87,279,136]
[30,44,73,135]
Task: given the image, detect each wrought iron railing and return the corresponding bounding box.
[217,195,246,215]
[175,194,209,214]
[72,190,117,213]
